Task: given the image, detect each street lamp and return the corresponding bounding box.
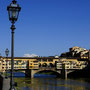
[5,48,9,78]
[7,0,21,90]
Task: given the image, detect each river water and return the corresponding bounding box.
[14,77,90,90]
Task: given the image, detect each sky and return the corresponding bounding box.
[0,0,90,57]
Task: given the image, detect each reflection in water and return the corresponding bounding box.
[14,77,90,90]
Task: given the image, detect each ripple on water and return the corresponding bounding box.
[14,77,90,90]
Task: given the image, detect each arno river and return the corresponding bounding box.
[14,77,90,90]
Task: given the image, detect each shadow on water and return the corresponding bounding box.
[14,77,90,90]
[34,70,61,78]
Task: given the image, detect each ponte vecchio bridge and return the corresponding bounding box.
[0,56,88,79]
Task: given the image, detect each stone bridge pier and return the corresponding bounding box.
[21,68,75,79]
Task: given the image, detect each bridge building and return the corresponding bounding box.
[0,56,89,78]
[29,57,59,69]
[0,57,59,72]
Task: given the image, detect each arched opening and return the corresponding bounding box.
[42,63,47,67]
[48,63,54,67]
[39,63,41,67]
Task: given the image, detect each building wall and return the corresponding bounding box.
[29,58,59,69]
[0,57,88,72]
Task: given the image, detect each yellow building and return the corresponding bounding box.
[0,56,59,72]
[1,57,29,72]
[57,58,87,69]
[29,57,59,69]
[0,56,88,72]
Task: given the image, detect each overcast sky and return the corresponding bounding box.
[0,0,90,57]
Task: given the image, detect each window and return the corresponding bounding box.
[34,64,38,65]
[16,61,18,65]
[33,61,38,63]
[29,66,32,68]
[30,63,32,65]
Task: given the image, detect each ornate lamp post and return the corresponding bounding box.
[5,48,9,78]
[7,0,21,90]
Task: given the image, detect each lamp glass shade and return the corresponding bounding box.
[7,3,21,23]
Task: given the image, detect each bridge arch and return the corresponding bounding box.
[42,63,47,67]
[48,63,54,67]
[31,69,60,78]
